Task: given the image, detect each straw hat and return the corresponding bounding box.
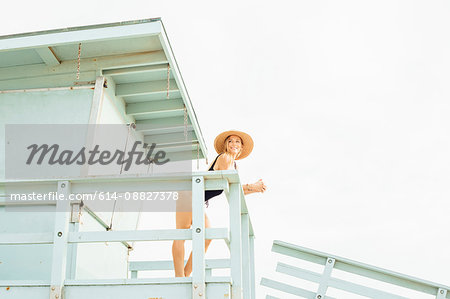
[214,130,254,160]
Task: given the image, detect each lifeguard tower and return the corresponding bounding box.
[0,19,256,299]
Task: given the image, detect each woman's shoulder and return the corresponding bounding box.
[214,153,233,170]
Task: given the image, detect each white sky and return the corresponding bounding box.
[2,0,450,297]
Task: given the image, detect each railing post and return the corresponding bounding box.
[315,257,335,299]
[66,202,81,279]
[437,288,447,299]
[242,213,251,299]
[49,181,71,299]
[192,176,205,298]
[230,183,243,299]
[249,236,256,299]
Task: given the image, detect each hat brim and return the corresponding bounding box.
[214,130,254,160]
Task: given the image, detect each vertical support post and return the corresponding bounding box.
[82,76,105,177]
[241,213,251,299]
[192,176,205,298]
[49,181,71,299]
[315,257,335,299]
[437,288,447,299]
[66,222,79,279]
[249,235,256,299]
[229,183,243,299]
[130,271,138,279]
[88,76,106,125]
[66,202,81,279]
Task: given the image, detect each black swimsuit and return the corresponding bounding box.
[204,154,236,207]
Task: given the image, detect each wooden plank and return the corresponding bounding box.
[35,47,60,66]
[129,259,230,271]
[260,278,335,299]
[249,236,256,299]
[102,63,168,76]
[116,79,177,97]
[50,181,71,299]
[88,76,106,124]
[68,229,191,243]
[136,116,191,127]
[0,232,53,245]
[144,131,197,145]
[0,71,97,90]
[192,176,206,298]
[0,51,167,81]
[241,213,251,299]
[229,183,242,299]
[0,20,162,52]
[277,262,409,299]
[68,228,227,244]
[126,98,184,116]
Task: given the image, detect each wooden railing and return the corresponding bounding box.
[0,170,255,299]
[261,240,450,299]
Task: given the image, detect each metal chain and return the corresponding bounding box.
[76,43,82,80]
[166,64,170,99]
[183,106,188,142]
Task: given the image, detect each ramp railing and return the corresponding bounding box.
[261,240,449,299]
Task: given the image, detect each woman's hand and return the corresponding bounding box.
[252,179,267,193]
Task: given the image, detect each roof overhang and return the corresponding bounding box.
[0,18,208,161]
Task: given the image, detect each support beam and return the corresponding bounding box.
[35,47,60,66]
[67,228,228,243]
[229,183,243,299]
[0,50,167,81]
[144,131,196,145]
[126,98,184,116]
[136,116,191,127]
[102,63,168,76]
[241,213,251,299]
[0,20,162,52]
[316,258,336,298]
[192,176,206,299]
[49,181,71,299]
[116,79,178,97]
[136,124,193,135]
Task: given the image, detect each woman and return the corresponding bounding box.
[172,130,267,277]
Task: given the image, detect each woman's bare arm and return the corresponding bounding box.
[243,179,266,195]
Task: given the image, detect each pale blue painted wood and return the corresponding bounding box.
[192,176,206,298]
[129,258,230,271]
[116,79,178,97]
[229,183,243,299]
[49,181,71,299]
[34,47,60,66]
[241,213,251,299]
[272,240,450,297]
[249,236,256,299]
[0,51,166,82]
[157,26,208,159]
[66,222,79,280]
[315,257,335,298]
[126,98,184,116]
[277,262,408,299]
[0,20,162,51]
[0,171,256,297]
[261,277,336,299]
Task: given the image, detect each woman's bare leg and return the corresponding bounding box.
[172,211,192,277]
[183,213,212,277]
